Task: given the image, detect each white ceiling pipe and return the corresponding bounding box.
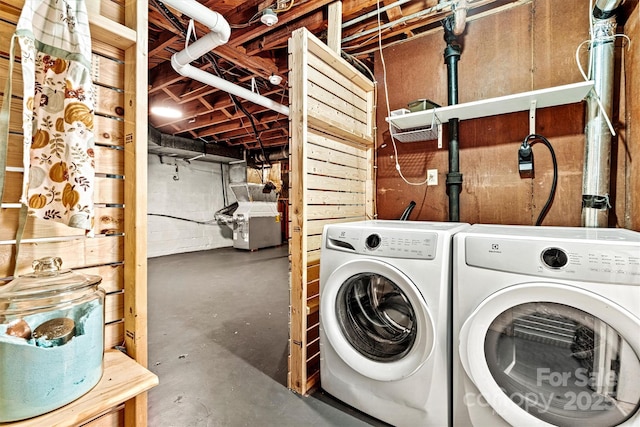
[172,60,290,116]
[452,0,468,35]
[161,0,231,37]
[173,32,227,67]
[160,0,290,116]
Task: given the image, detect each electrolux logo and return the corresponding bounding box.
[489,243,501,254]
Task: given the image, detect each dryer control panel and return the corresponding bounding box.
[325,226,438,260]
[465,236,640,285]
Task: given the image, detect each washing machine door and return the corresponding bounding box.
[321,258,435,382]
[459,283,640,427]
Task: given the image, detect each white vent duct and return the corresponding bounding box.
[581,0,622,227]
[161,0,290,117]
[452,0,468,35]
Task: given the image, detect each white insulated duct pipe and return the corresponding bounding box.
[161,0,290,117]
[581,0,622,227]
[452,0,468,35]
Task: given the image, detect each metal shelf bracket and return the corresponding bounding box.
[529,99,537,135]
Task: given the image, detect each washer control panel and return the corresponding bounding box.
[326,227,438,260]
[465,236,640,285]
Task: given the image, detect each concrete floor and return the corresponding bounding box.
[147,245,387,427]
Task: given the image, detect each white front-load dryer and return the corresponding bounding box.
[320,220,469,427]
[453,224,640,427]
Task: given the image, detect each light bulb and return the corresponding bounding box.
[269,74,283,85]
[260,9,278,26]
[150,105,182,118]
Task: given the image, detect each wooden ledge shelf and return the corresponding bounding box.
[0,2,136,50]
[88,12,136,50]
[3,350,159,427]
[307,297,319,315]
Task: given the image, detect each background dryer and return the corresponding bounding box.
[453,224,640,427]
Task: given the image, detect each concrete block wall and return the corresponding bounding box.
[147,155,235,257]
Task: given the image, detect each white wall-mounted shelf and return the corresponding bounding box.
[386,81,594,134]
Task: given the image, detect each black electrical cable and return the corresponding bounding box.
[208,59,271,172]
[221,163,228,206]
[520,134,558,226]
[148,213,217,225]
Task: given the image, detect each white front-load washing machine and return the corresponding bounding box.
[320,220,469,427]
[453,224,640,427]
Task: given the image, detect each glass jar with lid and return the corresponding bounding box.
[0,257,105,422]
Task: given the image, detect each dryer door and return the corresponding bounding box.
[459,283,640,427]
[322,258,435,382]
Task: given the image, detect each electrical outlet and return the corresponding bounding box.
[427,169,438,186]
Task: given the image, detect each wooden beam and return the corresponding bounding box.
[195,113,288,139]
[150,86,287,129]
[383,0,405,21]
[288,27,309,396]
[383,0,414,38]
[229,0,335,47]
[214,44,279,78]
[245,11,326,55]
[327,2,343,53]
[148,31,179,58]
[124,0,149,425]
[148,61,185,93]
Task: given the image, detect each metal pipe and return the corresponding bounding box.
[161,0,289,116]
[581,0,622,227]
[254,146,289,163]
[342,2,451,44]
[444,19,463,222]
[342,0,413,29]
[173,60,290,116]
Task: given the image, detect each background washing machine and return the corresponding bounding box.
[320,220,468,427]
[453,224,640,427]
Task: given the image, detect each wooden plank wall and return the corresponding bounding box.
[374,0,638,231]
[288,28,375,395]
[0,1,147,424]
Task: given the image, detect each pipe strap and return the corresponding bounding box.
[582,194,611,210]
[446,172,463,185]
[593,6,616,20]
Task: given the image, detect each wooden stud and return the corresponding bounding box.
[327,2,342,54]
[123,0,150,425]
[288,28,309,395]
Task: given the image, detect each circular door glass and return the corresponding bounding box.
[485,302,640,427]
[335,272,416,362]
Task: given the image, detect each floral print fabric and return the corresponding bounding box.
[16,0,95,232]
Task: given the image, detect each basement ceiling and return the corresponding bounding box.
[147,0,523,162]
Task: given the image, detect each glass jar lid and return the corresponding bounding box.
[0,257,102,301]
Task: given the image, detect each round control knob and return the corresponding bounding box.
[365,234,381,250]
[541,248,568,269]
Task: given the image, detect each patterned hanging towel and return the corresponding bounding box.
[15,0,95,233]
